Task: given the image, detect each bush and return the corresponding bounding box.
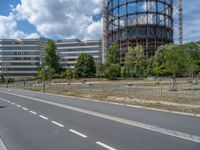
[8,78,15,83]
[65,68,73,80]
[52,74,60,79]
[105,64,121,80]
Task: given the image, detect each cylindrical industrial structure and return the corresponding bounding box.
[106,0,173,63]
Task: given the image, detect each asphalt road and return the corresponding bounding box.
[0,87,199,150]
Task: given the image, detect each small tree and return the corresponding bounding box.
[152,45,169,77]
[74,54,96,78]
[185,48,200,84]
[65,68,72,80]
[163,45,188,91]
[96,63,105,78]
[105,64,121,80]
[38,68,46,79]
[45,40,62,74]
[124,46,146,77]
[48,69,56,80]
[106,42,120,65]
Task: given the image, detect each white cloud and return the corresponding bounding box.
[1,0,200,43]
[0,14,39,39]
[15,0,102,40]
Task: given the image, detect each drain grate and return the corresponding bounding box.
[0,137,7,150]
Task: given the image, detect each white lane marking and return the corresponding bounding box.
[96,141,117,150]
[39,115,48,120]
[29,111,37,115]
[22,107,28,111]
[0,136,7,150]
[16,105,21,108]
[5,88,200,118]
[7,100,10,103]
[69,129,87,138]
[51,121,64,127]
[11,103,15,105]
[1,90,200,143]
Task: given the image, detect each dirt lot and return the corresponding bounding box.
[10,78,200,114]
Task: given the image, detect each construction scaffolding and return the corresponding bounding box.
[178,0,183,44]
[102,0,108,63]
[105,0,174,63]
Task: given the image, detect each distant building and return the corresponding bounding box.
[56,39,102,69]
[0,38,48,78]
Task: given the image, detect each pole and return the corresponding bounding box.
[43,76,45,92]
[6,77,8,88]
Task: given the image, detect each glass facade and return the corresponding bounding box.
[56,40,102,68]
[0,38,48,78]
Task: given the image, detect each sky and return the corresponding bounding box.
[0,0,200,43]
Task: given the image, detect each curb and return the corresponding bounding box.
[5,88,200,118]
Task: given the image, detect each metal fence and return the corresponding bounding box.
[5,80,200,101]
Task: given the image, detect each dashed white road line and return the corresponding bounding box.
[29,111,37,115]
[69,129,87,138]
[1,90,200,144]
[22,107,28,111]
[11,103,15,105]
[16,105,21,108]
[39,115,48,120]
[51,121,64,127]
[96,141,117,150]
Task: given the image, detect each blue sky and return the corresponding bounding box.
[0,0,200,43]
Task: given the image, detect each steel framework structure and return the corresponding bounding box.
[106,0,174,63]
[178,0,183,44]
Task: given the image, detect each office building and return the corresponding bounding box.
[0,38,48,78]
[56,39,102,68]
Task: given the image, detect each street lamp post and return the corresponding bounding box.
[3,66,8,88]
[43,75,45,92]
[43,66,49,93]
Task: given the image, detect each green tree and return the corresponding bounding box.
[38,68,46,79]
[105,64,121,80]
[106,42,120,65]
[145,58,154,77]
[121,66,129,79]
[185,43,200,84]
[96,63,105,77]
[163,45,188,90]
[45,40,62,73]
[48,69,56,80]
[152,45,170,76]
[124,46,146,77]
[65,68,73,80]
[74,54,96,78]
